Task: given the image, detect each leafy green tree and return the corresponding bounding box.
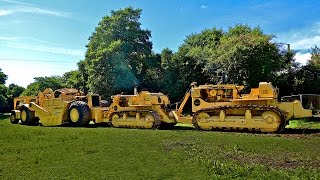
[82,7,152,97]
[160,25,295,101]
[294,46,320,94]
[310,46,320,66]
[0,68,7,85]
[160,28,223,101]
[63,70,83,91]
[272,44,298,97]
[8,84,25,98]
[6,84,25,111]
[140,53,163,92]
[159,48,177,99]
[208,25,284,87]
[0,84,7,112]
[21,76,65,96]
[0,68,8,112]
[78,60,89,94]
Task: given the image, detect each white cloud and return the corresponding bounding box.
[0,6,69,17]
[200,5,208,9]
[0,0,69,18]
[0,36,84,57]
[290,35,320,50]
[0,36,60,45]
[278,22,320,50]
[1,0,34,6]
[0,9,10,16]
[294,52,311,65]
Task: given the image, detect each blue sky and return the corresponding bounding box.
[0,0,319,87]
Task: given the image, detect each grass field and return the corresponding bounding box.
[1,115,320,179]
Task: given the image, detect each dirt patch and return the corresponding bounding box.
[163,140,195,152]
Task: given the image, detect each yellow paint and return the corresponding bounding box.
[111,112,156,129]
[21,110,27,122]
[174,82,314,133]
[106,90,176,128]
[70,108,80,122]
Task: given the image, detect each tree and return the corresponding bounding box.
[159,48,177,99]
[310,46,320,66]
[8,84,25,98]
[294,46,320,94]
[160,28,223,101]
[5,84,25,111]
[63,70,83,91]
[82,7,152,97]
[207,25,285,88]
[21,76,65,96]
[0,68,8,112]
[272,44,298,97]
[159,24,296,101]
[78,60,89,94]
[0,68,7,85]
[140,53,163,92]
[0,84,7,112]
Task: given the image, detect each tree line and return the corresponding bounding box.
[1,7,320,112]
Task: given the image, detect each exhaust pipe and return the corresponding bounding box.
[134,87,138,95]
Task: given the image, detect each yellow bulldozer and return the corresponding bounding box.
[171,82,319,133]
[104,90,176,129]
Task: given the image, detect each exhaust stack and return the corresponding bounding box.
[134,87,138,95]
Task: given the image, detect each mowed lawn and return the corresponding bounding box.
[1,115,320,179]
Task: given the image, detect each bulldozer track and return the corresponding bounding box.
[192,105,287,133]
[109,110,161,129]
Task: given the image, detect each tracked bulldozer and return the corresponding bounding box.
[102,89,176,129]
[171,82,318,133]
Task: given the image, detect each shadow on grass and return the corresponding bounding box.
[58,122,111,128]
[6,117,320,135]
[170,125,195,130]
[283,128,320,134]
[0,113,9,120]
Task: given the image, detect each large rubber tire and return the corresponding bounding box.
[10,113,19,124]
[68,101,91,126]
[20,106,35,125]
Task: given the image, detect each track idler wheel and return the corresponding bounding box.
[260,111,285,133]
[144,113,155,124]
[193,112,210,130]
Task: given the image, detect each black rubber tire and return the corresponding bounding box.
[20,106,35,125]
[68,101,91,126]
[10,113,19,124]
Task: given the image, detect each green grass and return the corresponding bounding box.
[287,119,320,129]
[1,115,320,179]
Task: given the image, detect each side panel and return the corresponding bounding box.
[276,101,312,119]
[90,107,109,123]
[29,102,64,126]
[293,101,313,118]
